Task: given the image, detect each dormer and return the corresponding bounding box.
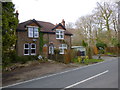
[52,19,66,40]
[56,29,64,39]
[27,26,39,38]
[25,19,41,38]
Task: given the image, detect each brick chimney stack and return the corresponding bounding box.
[61,19,65,27]
[15,10,19,19]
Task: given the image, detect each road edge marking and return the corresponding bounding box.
[62,70,109,89]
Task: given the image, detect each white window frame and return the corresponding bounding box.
[56,29,64,39]
[24,43,36,55]
[49,45,54,55]
[34,27,39,38]
[24,43,29,55]
[27,26,39,38]
[28,28,33,38]
[31,43,36,55]
[59,44,67,54]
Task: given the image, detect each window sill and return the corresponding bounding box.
[56,38,64,40]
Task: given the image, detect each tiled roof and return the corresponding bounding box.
[17,19,72,35]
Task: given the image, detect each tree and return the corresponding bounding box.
[94,2,118,46]
[82,40,88,47]
[2,2,18,65]
[2,2,18,52]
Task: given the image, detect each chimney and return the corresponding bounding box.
[15,10,19,19]
[61,19,65,27]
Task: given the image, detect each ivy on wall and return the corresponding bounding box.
[39,28,44,53]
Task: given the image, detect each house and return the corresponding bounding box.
[16,19,73,57]
[71,46,86,56]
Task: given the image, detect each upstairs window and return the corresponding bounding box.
[28,26,39,38]
[56,29,64,39]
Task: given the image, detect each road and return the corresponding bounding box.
[2,57,118,89]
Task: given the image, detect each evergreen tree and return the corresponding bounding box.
[2,2,18,65]
[2,2,18,52]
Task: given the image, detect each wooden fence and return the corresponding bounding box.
[48,49,71,64]
[105,47,120,55]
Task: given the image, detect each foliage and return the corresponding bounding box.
[2,2,18,66]
[96,42,107,50]
[68,2,117,48]
[98,49,105,54]
[111,38,119,47]
[111,38,120,47]
[116,43,120,47]
[71,50,78,61]
[2,50,38,67]
[72,57,104,65]
[54,48,60,54]
[39,28,44,53]
[82,40,88,47]
[87,46,93,59]
[105,52,115,55]
[2,2,18,51]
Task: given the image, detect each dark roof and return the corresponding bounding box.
[17,19,72,35]
[52,23,66,30]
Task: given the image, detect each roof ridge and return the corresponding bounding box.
[36,20,55,25]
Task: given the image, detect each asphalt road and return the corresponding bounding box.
[3,57,118,89]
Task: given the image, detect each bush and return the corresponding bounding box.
[54,49,60,54]
[2,50,16,67]
[3,50,39,66]
[16,55,38,64]
[96,42,107,50]
[71,50,77,62]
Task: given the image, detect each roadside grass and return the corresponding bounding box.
[72,58,104,65]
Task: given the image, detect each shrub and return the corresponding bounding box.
[54,49,60,54]
[96,42,107,50]
[71,50,77,62]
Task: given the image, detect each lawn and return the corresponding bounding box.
[72,58,104,65]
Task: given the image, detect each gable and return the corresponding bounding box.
[27,22,39,27]
[52,23,66,31]
[56,25,65,30]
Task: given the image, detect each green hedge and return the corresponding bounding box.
[2,50,38,67]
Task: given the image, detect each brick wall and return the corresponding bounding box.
[16,22,72,57]
[43,33,71,49]
[16,23,40,56]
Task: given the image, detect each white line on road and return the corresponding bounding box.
[62,70,109,89]
[2,60,108,89]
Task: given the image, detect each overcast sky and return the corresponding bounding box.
[12,0,119,24]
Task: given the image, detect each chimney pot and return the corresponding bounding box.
[15,10,19,19]
[61,19,65,27]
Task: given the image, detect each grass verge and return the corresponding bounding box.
[72,58,104,65]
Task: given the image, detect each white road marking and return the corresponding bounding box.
[2,60,109,89]
[63,70,109,89]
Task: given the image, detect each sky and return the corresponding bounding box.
[12,0,119,24]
